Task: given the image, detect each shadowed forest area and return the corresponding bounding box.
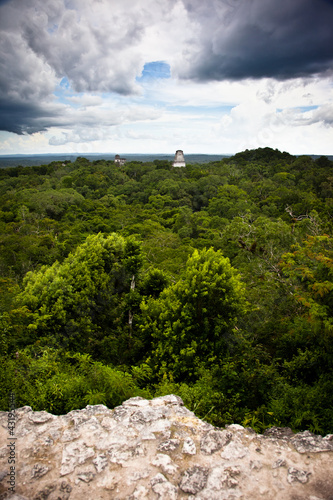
[0,147,332,434]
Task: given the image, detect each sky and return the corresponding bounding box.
[0,0,332,156]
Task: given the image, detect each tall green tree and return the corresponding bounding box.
[140,247,248,381]
[16,233,142,356]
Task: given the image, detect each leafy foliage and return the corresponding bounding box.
[141,248,248,381]
[0,148,332,434]
[16,233,141,353]
[0,347,149,414]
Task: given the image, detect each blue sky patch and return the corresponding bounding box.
[277,106,318,113]
[297,105,319,113]
[47,23,58,34]
[59,77,70,89]
[137,61,171,82]
[54,77,76,106]
[167,105,236,115]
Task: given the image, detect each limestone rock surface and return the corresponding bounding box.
[1,395,333,499]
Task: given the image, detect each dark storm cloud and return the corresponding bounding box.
[181,0,333,81]
[0,99,64,134]
[0,0,180,135]
[0,0,332,137]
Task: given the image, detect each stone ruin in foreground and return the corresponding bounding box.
[1,395,333,499]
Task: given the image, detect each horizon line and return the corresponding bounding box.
[0,152,233,157]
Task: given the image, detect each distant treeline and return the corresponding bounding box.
[0,153,230,169]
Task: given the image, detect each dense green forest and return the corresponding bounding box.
[0,147,332,434]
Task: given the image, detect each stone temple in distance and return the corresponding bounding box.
[172,150,186,167]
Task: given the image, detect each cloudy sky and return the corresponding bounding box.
[0,0,332,156]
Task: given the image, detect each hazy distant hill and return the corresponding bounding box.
[0,153,230,168]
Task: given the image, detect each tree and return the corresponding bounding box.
[266,235,333,433]
[208,184,256,219]
[140,247,248,381]
[16,233,142,356]
[280,235,333,325]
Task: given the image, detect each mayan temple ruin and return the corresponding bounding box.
[114,154,126,166]
[172,150,186,167]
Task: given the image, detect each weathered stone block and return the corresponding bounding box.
[0,395,333,499]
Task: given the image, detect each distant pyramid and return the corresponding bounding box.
[114,154,126,166]
[172,150,186,167]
